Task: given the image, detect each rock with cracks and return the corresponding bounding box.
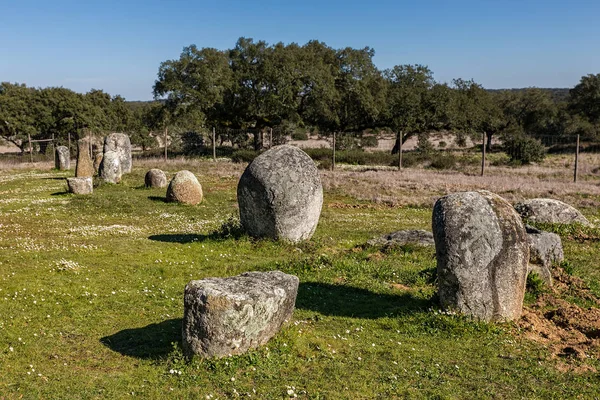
[432,190,529,322]
[99,151,122,184]
[75,138,94,178]
[367,229,434,247]
[182,271,299,358]
[145,169,168,188]
[526,225,564,287]
[237,145,323,242]
[103,133,132,173]
[67,177,93,195]
[514,198,591,226]
[55,146,70,170]
[166,170,203,205]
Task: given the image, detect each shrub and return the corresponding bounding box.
[438,141,447,148]
[503,135,546,164]
[231,149,259,163]
[360,136,379,148]
[291,131,309,141]
[416,134,435,154]
[317,158,332,170]
[429,153,457,170]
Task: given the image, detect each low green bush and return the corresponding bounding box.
[231,149,260,163]
[291,131,309,140]
[503,134,546,164]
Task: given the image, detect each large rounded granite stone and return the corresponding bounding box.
[99,150,122,184]
[145,169,167,188]
[67,177,93,195]
[237,145,323,242]
[432,190,529,322]
[514,198,591,226]
[166,170,203,205]
[55,146,70,170]
[103,133,132,173]
[182,271,299,358]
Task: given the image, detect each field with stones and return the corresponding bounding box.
[3,155,600,399]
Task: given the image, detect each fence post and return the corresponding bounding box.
[269,127,273,148]
[52,133,56,167]
[28,133,33,163]
[574,134,580,183]
[212,127,216,161]
[164,126,168,162]
[332,132,336,171]
[398,132,403,170]
[481,132,486,176]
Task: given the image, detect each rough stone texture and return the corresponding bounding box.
[367,229,434,247]
[166,170,203,205]
[182,271,299,358]
[66,177,93,195]
[145,169,167,188]
[526,225,564,287]
[75,138,94,178]
[103,133,132,173]
[514,198,591,226]
[93,153,103,174]
[432,190,529,322]
[99,151,122,184]
[237,145,323,242]
[55,146,70,170]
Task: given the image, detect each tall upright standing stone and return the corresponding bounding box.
[432,190,529,322]
[237,145,323,242]
[55,145,70,170]
[99,151,122,184]
[75,138,94,178]
[103,133,132,173]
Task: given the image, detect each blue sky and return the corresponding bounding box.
[1,0,598,100]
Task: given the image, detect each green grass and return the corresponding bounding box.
[1,164,600,399]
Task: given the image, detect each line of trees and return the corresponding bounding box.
[2,37,600,156]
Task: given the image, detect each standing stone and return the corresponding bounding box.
[103,133,132,173]
[526,225,564,287]
[432,190,529,322]
[237,145,323,242]
[166,170,203,205]
[145,169,167,188]
[55,146,70,170]
[66,177,93,195]
[75,138,94,178]
[182,271,299,358]
[514,198,591,226]
[99,151,122,184]
[93,153,103,174]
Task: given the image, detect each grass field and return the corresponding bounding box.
[1,156,600,399]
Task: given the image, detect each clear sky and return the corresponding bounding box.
[1,0,599,100]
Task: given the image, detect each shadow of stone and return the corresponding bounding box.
[296,282,434,319]
[148,219,246,243]
[51,191,70,196]
[100,319,181,359]
[148,196,167,203]
[42,177,69,180]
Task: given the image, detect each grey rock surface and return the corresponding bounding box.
[99,150,122,184]
[55,146,70,170]
[67,177,93,195]
[367,229,434,247]
[182,271,299,358]
[103,133,132,173]
[514,198,591,226]
[75,139,94,178]
[526,225,564,286]
[166,170,203,205]
[432,190,529,322]
[237,145,323,242]
[145,169,167,188]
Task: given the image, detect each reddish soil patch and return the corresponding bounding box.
[518,267,600,370]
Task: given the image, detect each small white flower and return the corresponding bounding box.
[230,377,235,382]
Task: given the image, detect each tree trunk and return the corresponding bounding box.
[391,131,406,155]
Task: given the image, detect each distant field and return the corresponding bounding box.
[1,156,600,399]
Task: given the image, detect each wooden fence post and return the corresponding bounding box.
[28,133,33,163]
[212,127,216,161]
[481,132,486,176]
[164,126,168,162]
[574,134,580,183]
[52,133,56,167]
[332,132,336,171]
[269,127,273,148]
[398,132,403,170]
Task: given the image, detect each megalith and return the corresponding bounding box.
[103,133,132,173]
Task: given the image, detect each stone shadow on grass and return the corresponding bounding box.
[100,318,181,359]
[296,282,434,319]
[148,196,167,203]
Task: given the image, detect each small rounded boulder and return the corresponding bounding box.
[166,170,203,205]
[237,144,323,242]
[145,169,168,188]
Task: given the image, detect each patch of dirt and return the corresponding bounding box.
[517,266,600,370]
